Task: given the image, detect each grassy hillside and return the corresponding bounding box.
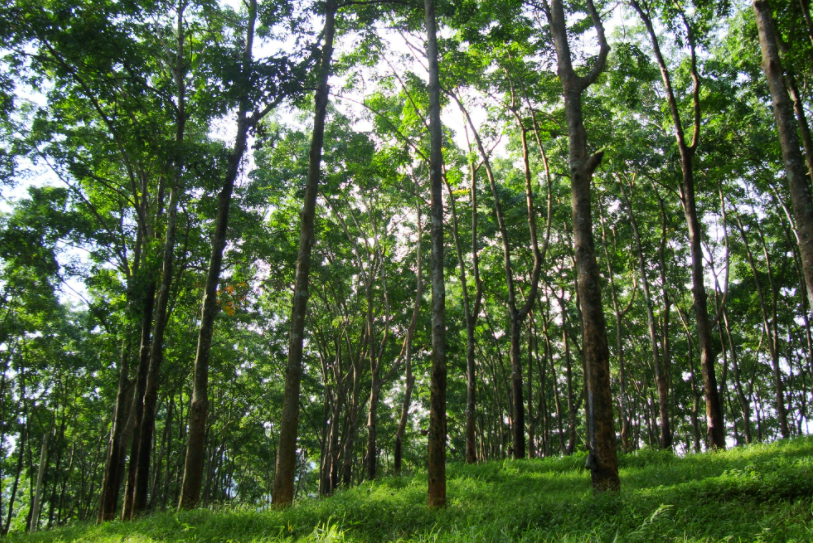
[11,437,813,542]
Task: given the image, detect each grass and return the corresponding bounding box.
[10,437,813,542]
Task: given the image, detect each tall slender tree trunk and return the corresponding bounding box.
[122,281,156,520]
[3,420,25,535]
[545,0,617,490]
[734,215,790,438]
[178,0,258,510]
[132,4,188,513]
[425,0,447,508]
[444,153,482,465]
[619,179,671,448]
[272,0,337,508]
[753,0,813,307]
[394,204,423,475]
[29,427,50,533]
[631,0,725,449]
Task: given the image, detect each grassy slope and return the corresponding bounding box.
[11,437,813,543]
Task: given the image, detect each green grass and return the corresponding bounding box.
[11,437,813,542]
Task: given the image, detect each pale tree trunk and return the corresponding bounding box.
[449,89,542,460]
[444,152,482,465]
[618,178,671,449]
[29,426,50,533]
[425,0,447,509]
[734,215,790,438]
[723,310,752,443]
[753,0,813,309]
[271,0,336,508]
[394,202,423,475]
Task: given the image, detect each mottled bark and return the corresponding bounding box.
[545,0,618,490]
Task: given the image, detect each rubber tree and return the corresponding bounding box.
[177,0,259,510]
[541,0,620,490]
[629,0,726,449]
[272,0,337,508]
[752,0,813,311]
[424,0,448,509]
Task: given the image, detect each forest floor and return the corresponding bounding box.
[11,436,813,542]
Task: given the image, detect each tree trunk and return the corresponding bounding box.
[122,280,155,521]
[29,427,50,533]
[271,0,336,508]
[735,215,790,438]
[619,179,671,449]
[425,0,447,509]
[177,0,257,510]
[545,0,617,490]
[98,340,132,522]
[753,0,813,307]
[632,0,725,449]
[394,204,423,475]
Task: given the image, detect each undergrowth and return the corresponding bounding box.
[10,437,813,542]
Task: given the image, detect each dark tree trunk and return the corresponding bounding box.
[98,340,132,522]
[272,0,337,508]
[122,280,156,520]
[753,0,813,309]
[631,0,725,449]
[545,0,618,491]
[177,0,257,510]
[425,0,447,509]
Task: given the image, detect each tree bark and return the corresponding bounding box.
[272,0,337,508]
[394,203,423,475]
[178,0,258,510]
[98,340,132,522]
[619,179,671,449]
[545,0,617,490]
[734,215,790,438]
[753,0,813,308]
[425,0,447,509]
[631,0,725,449]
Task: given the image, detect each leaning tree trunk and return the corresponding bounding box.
[753,0,813,311]
[425,0,447,509]
[179,0,260,509]
[545,0,618,491]
[272,0,336,508]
